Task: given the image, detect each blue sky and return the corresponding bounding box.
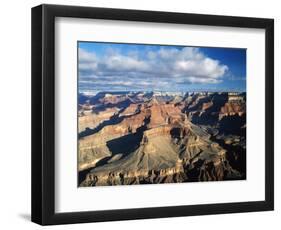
[78,41,246,94]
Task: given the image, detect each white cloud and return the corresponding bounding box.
[79,63,98,71]
[78,46,229,87]
[105,55,149,72]
[78,48,97,63]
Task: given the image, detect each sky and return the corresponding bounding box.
[78,41,246,94]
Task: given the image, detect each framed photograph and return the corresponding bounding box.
[31,4,274,225]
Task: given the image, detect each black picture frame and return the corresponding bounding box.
[31,4,274,225]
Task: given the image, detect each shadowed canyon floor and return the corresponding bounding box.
[78,91,246,186]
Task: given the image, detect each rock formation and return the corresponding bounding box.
[78,91,246,186]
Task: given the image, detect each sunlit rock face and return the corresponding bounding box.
[78,92,246,186]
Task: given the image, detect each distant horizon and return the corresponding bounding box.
[79,89,246,97]
[78,42,246,93]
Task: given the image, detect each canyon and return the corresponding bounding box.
[78,91,246,186]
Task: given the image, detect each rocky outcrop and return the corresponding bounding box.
[219,101,245,120]
[78,111,149,171]
[120,104,140,116]
[79,120,236,186]
[78,107,119,132]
